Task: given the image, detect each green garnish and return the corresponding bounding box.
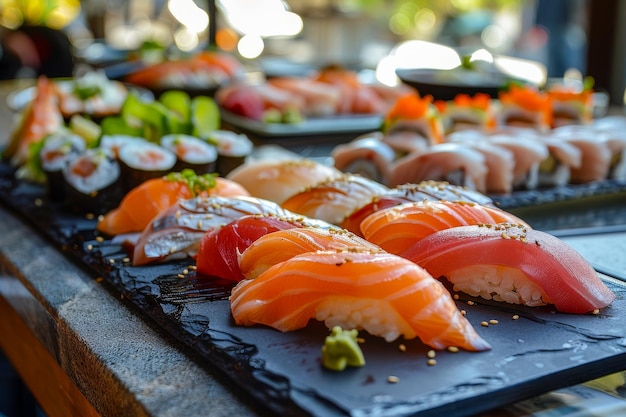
[321,326,366,371]
[583,76,595,92]
[164,169,217,196]
[72,84,102,101]
[460,55,474,70]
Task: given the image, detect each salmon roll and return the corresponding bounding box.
[39,132,86,201]
[160,134,218,175]
[118,141,177,191]
[204,130,254,176]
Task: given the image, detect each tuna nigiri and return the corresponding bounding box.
[238,226,382,280]
[196,214,337,281]
[230,250,491,351]
[360,200,528,256]
[97,170,249,236]
[281,173,389,225]
[404,223,615,314]
[132,195,286,266]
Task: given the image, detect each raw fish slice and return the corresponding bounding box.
[197,214,310,281]
[4,76,64,167]
[464,142,515,194]
[97,174,249,236]
[388,143,488,193]
[281,173,389,225]
[226,159,342,204]
[536,136,582,187]
[404,223,615,314]
[340,180,495,236]
[550,127,612,183]
[360,200,528,255]
[487,134,549,190]
[331,133,396,184]
[230,250,491,351]
[239,226,382,280]
[132,196,286,266]
[267,77,341,117]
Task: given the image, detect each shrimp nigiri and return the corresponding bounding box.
[230,250,491,351]
[238,226,382,280]
[97,171,249,236]
[405,223,615,314]
[360,200,528,256]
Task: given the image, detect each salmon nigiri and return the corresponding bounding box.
[97,170,250,236]
[238,226,382,280]
[360,200,528,256]
[340,180,495,236]
[230,250,491,351]
[405,223,615,314]
[196,214,337,281]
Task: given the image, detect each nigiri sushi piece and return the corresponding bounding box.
[331,132,396,184]
[382,93,445,145]
[487,134,549,190]
[239,226,382,280]
[132,195,286,266]
[340,181,495,236]
[360,200,528,256]
[497,85,552,132]
[3,76,64,167]
[404,223,615,314]
[230,250,491,351]
[226,159,342,204]
[97,170,248,236]
[550,127,612,183]
[388,142,488,193]
[281,173,389,225]
[196,214,310,281]
[267,77,341,117]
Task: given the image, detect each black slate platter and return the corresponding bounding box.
[2,163,626,417]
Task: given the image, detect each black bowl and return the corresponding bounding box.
[396,67,520,101]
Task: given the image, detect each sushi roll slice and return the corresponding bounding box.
[382,93,445,145]
[62,148,124,214]
[99,134,150,159]
[204,130,254,176]
[388,142,488,193]
[117,141,177,190]
[434,93,497,134]
[550,126,613,183]
[331,132,396,185]
[160,134,218,175]
[497,85,552,132]
[535,135,582,187]
[39,132,87,201]
[546,83,594,128]
[487,133,549,190]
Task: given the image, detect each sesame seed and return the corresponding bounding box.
[480,321,489,327]
[427,350,436,359]
[489,319,499,325]
[85,213,95,220]
[95,236,104,243]
[95,277,104,283]
[177,274,185,279]
[593,309,600,315]
[460,310,467,316]
[398,344,406,352]
[182,269,189,275]
[427,359,437,366]
[447,346,459,353]
[109,258,115,264]
[34,198,43,206]
[87,244,93,251]
[453,294,459,300]
[512,314,520,320]
[387,376,400,383]
[357,337,365,344]
[467,300,475,306]
[122,257,130,263]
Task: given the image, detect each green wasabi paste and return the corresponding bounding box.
[321,326,366,371]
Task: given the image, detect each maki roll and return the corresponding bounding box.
[99,134,149,159]
[63,148,124,214]
[118,141,177,190]
[39,132,86,201]
[160,134,218,175]
[205,130,254,176]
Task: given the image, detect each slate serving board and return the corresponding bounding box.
[2,163,626,417]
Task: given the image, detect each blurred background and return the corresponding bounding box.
[0,0,624,105]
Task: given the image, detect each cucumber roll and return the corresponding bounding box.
[63,148,124,214]
[118,141,177,190]
[205,130,254,176]
[160,134,218,175]
[40,132,86,202]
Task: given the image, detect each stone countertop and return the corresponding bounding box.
[1,78,626,417]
